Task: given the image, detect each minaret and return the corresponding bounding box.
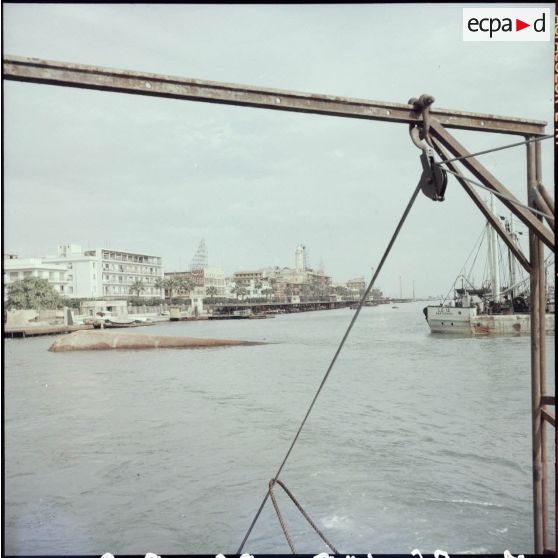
[295,244,306,271]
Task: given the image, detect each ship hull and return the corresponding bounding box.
[425,306,555,335]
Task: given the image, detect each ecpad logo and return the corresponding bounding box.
[463,8,550,41]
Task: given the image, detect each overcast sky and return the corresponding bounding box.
[3,3,554,296]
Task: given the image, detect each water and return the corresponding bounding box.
[3,302,555,555]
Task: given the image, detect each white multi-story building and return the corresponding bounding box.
[3,256,70,298]
[44,244,164,299]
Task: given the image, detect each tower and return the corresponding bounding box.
[190,239,208,271]
[295,244,307,271]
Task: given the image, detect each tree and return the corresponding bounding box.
[206,286,218,303]
[164,277,179,304]
[6,277,65,310]
[129,279,145,298]
[176,277,195,297]
[232,284,247,301]
[154,277,166,299]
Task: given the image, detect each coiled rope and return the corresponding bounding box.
[237,182,423,553]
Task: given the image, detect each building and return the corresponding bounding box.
[44,244,164,299]
[165,266,226,298]
[232,270,263,288]
[346,277,366,296]
[3,255,70,299]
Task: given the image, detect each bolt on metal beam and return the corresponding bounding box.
[2,55,547,136]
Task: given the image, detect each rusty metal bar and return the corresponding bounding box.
[530,186,555,231]
[527,141,544,554]
[534,139,551,554]
[541,395,555,406]
[2,55,548,136]
[537,183,555,217]
[429,120,554,251]
[541,409,555,428]
[431,137,531,273]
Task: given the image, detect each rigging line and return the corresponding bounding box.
[442,168,554,220]
[441,226,487,306]
[467,226,488,281]
[500,255,555,296]
[237,182,423,554]
[434,134,553,166]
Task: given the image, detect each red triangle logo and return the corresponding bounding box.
[516,19,530,31]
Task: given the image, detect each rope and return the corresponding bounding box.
[442,167,554,220]
[435,134,553,165]
[237,182,423,553]
[268,478,339,554]
[440,226,487,306]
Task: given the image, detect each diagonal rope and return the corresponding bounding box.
[237,182,422,553]
[442,167,553,220]
[434,134,553,165]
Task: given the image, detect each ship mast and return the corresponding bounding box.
[488,194,501,302]
[507,214,517,300]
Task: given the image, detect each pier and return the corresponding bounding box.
[4,324,94,339]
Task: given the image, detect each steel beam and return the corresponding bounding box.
[537,183,555,217]
[534,139,550,554]
[527,141,544,554]
[530,186,555,231]
[431,137,532,273]
[429,121,554,251]
[2,55,547,136]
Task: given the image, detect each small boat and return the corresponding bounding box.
[392,305,399,309]
[93,317,154,329]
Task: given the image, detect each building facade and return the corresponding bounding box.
[44,244,164,299]
[3,256,70,299]
[165,266,226,298]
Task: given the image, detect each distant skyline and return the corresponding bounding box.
[3,3,554,297]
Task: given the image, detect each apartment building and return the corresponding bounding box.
[45,244,164,299]
[3,256,70,298]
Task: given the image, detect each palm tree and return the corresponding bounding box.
[154,277,166,300]
[176,277,195,297]
[206,286,218,303]
[129,279,145,298]
[164,277,179,304]
[232,284,247,301]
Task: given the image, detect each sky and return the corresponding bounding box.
[2,3,555,297]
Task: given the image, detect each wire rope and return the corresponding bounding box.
[237,182,423,553]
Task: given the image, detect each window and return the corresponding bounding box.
[10,272,18,281]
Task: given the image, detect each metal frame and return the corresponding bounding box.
[2,55,555,553]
